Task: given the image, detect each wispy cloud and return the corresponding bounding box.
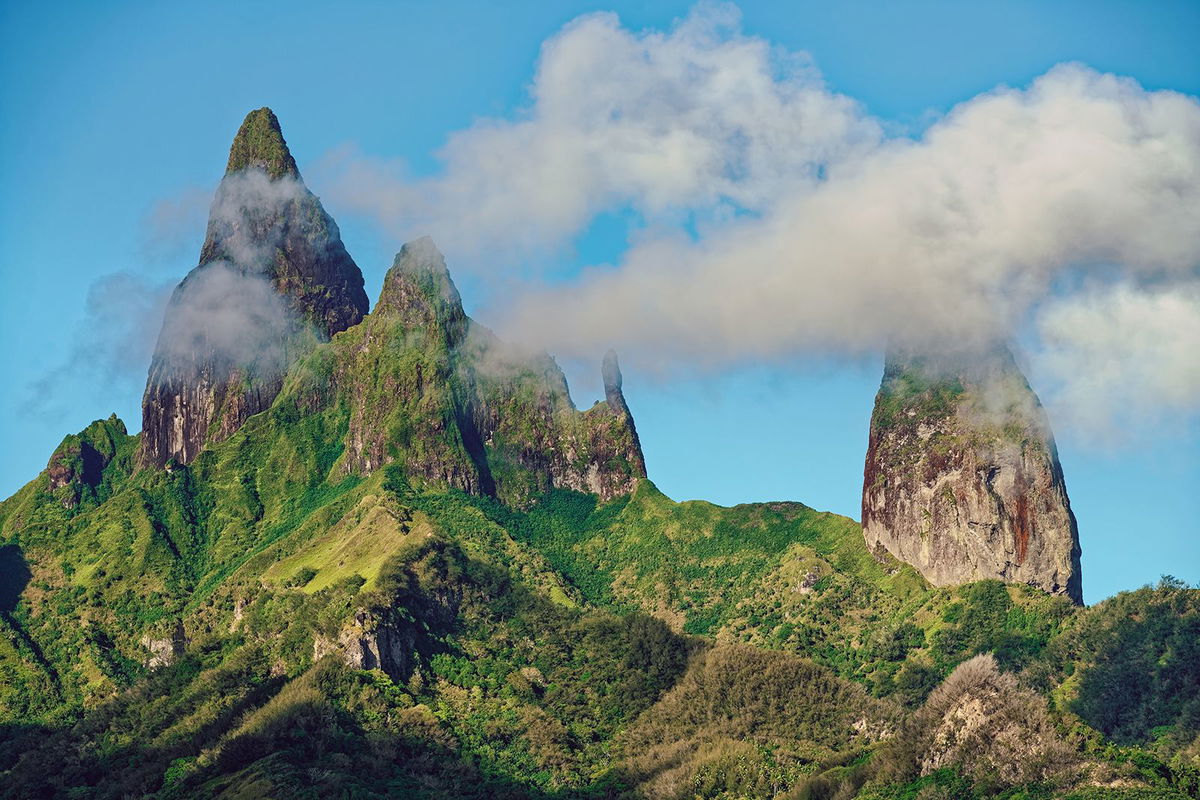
[27,171,316,421]
[1031,281,1200,443]
[23,272,172,420]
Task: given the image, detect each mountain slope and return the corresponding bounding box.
[1,110,1196,800]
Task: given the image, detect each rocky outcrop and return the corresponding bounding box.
[47,442,105,511]
[140,619,188,669]
[313,609,414,681]
[308,236,645,505]
[470,336,646,504]
[862,348,1082,602]
[138,108,368,469]
[907,654,1079,788]
[312,535,470,681]
[46,415,131,510]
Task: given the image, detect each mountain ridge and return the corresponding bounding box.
[1,109,1195,800]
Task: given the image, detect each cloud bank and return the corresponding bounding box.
[324,3,1200,438]
[1032,282,1200,441]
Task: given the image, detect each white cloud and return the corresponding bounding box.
[152,261,300,376]
[493,63,1200,371]
[322,2,879,258]
[204,171,311,269]
[1032,282,1200,440]
[318,2,1200,438]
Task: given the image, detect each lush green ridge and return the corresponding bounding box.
[3,410,1196,798]
[1,309,1196,799]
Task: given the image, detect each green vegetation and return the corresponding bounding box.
[223,107,299,178]
[2,390,1195,800]
[1,307,1195,799]
[872,362,966,431]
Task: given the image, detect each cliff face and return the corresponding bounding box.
[861,348,1082,603]
[138,108,368,468]
[308,236,646,505]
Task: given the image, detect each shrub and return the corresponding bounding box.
[883,653,1081,791]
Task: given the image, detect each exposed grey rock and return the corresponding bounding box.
[602,349,627,412]
[862,347,1082,602]
[140,619,187,669]
[313,609,414,681]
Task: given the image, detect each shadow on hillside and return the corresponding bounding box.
[0,715,593,800]
[0,545,30,614]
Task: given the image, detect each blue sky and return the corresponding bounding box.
[1,0,1197,603]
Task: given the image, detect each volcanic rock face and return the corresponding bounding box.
[138,108,368,468]
[321,236,646,505]
[861,348,1082,602]
[313,609,415,682]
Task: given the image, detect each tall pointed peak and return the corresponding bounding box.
[602,349,626,408]
[378,236,464,318]
[396,236,452,281]
[863,342,1082,603]
[138,107,366,470]
[602,349,622,389]
[225,107,299,179]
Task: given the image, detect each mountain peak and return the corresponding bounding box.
[225,107,299,179]
[602,349,630,414]
[138,109,366,469]
[376,237,466,334]
[395,236,456,289]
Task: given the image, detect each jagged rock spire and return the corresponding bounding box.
[600,349,645,478]
[861,346,1082,603]
[138,109,368,469]
[331,236,646,504]
[375,236,467,342]
[602,349,626,412]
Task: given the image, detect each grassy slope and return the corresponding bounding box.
[0,336,1196,798]
[481,481,1077,698]
[1,425,1196,798]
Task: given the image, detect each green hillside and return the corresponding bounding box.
[1,115,1196,800]
[2,398,1197,797]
